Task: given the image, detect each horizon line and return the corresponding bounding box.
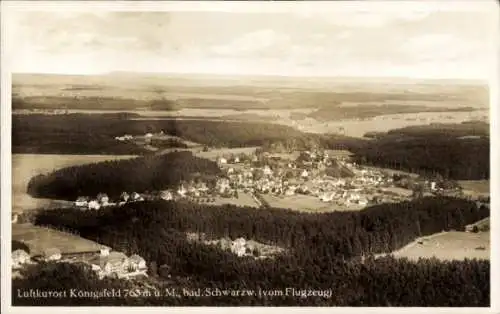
[11,71,489,84]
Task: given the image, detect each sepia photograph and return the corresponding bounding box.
[1,0,498,311]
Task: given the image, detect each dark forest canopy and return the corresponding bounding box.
[308,104,478,121]
[29,197,490,306]
[27,151,221,200]
[34,197,490,261]
[14,114,490,180]
[13,96,179,111]
[13,114,336,154]
[351,122,490,180]
[12,257,489,306]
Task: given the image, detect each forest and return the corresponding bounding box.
[26,196,490,306]
[351,122,490,180]
[307,104,477,121]
[14,114,490,180]
[13,114,328,154]
[13,96,179,111]
[27,151,221,200]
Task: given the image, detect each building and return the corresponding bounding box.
[98,251,129,275]
[231,238,247,257]
[177,185,187,197]
[97,193,110,206]
[160,191,173,201]
[75,196,89,207]
[43,248,62,261]
[120,192,130,202]
[100,246,111,257]
[128,254,147,272]
[263,165,273,176]
[130,192,144,202]
[217,157,228,165]
[12,250,31,268]
[88,200,101,210]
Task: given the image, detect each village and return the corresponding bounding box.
[70,133,466,213]
[12,242,149,281]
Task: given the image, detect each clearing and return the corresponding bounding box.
[12,223,106,257]
[261,194,365,212]
[382,231,490,261]
[12,154,137,212]
[194,147,259,161]
[458,180,490,198]
[197,192,260,208]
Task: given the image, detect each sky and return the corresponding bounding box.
[3,2,498,80]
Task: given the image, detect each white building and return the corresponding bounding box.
[97,193,110,206]
[231,238,247,257]
[88,200,101,210]
[75,197,89,207]
[301,170,309,178]
[120,192,130,202]
[43,248,62,261]
[160,191,173,201]
[177,185,187,197]
[130,192,144,202]
[263,165,273,176]
[358,199,369,206]
[12,250,31,269]
[128,254,147,271]
[218,157,228,165]
[100,246,111,257]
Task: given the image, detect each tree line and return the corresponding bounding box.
[27,151,221,200]
[27,196,490,306]
[14,114,490,180]
[350,122,490,180]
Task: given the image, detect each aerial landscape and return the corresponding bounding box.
[5,3,494,308]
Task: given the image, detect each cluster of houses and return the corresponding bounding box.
[75,192,145,210]
[211,149,409,208]
[11,246,148,280]
[186,233,284,259]
[87,247,148,279]
[74,183,215,210]
[114,131,166,143]
[72,147,486,212]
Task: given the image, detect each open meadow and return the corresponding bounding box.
[458,180,490,197]
[386,231,490,261]
[194,146,259,160]
[261,194,365,212]
[12,154,137,212]
[203,192,260,208]
[12,223,106,256]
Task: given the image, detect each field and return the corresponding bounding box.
[261,194,365,212]
[12,223,106,256]
[458,180,490,197]
[285,109,489,138]
[204,192,260,208]
[387,231,490,261]
[194,147,259,160]
[12,154,137,212]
